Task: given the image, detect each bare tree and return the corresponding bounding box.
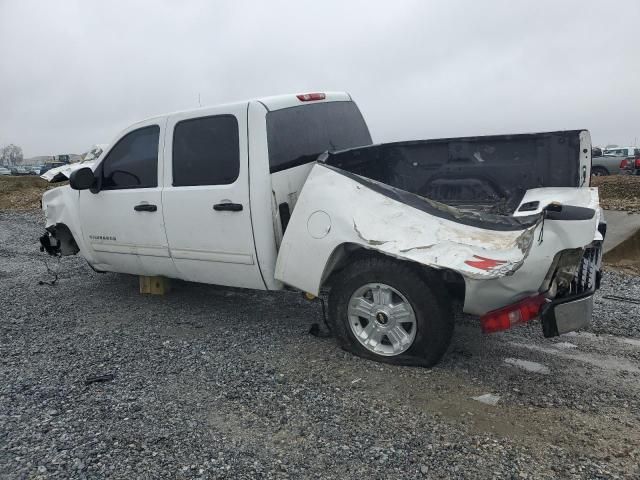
[0,144,24,166]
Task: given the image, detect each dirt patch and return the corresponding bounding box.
[591,175,640,212]
[604,228,640,274]
[590,176,640,273]
[0,176,61,210]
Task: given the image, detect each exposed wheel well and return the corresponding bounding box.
[320,243,465,302]
[47,223,80,256]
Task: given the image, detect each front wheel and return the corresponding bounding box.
[591,166,609,176]
[328,256,453,367]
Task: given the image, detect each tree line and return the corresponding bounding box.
[0,144,24,166]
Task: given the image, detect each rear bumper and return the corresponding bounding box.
[541,244,601,337]
[541,292,593,337]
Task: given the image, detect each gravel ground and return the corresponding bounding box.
[1,210,640,479]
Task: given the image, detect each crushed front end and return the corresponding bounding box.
[39,224,80,257]
[40,186,83,258]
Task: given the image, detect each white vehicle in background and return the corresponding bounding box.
[39,92,604,367]
[603,146,639,158]
[0,166,11,176]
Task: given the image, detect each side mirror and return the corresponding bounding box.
[69,167,96,191]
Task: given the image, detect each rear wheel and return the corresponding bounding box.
[328,256,453,367]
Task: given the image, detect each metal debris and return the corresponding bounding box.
[602,295,640,305]
[472,393,501,406]
[84,374,115,386]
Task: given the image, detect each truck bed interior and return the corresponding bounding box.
[322,130,585,216]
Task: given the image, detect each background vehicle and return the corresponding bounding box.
[591,156,621,177]
[10,166,29,176]
[0,166,11,176]
[621,154,640,175]
[603,146,639,158]
[39,92,602,367]
[591,152,624,175]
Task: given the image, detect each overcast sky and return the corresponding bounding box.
[1,0,639,157]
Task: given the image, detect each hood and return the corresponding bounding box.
[40,159,99,183]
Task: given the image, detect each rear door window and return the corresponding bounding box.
[101,125,159,190]
[172,115,239,186]
[266,101,372,173]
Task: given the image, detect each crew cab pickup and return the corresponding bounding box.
[40,92,604,366]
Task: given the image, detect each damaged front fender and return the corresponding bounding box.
[40,224,79,256]
[40,185,89,260]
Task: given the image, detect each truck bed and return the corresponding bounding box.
[321,130,590,216]
[275,130,599,317]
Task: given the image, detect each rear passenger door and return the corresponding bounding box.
[162,105,266,289]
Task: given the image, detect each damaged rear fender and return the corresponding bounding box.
[319,241,467,299]
[274,165,541,296]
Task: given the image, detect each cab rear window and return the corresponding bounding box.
[266,101,372,173]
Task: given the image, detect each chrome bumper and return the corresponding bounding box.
[541,243,600,337]
[542,293,593,336]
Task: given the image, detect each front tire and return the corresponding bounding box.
[328,256,453,367]
[591,166,609,176]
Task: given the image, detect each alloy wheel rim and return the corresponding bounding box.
[347,283,417,356]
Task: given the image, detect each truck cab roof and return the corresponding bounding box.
[133,92,353,127]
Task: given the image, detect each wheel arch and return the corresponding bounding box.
[591,165,609,175]
[320,242,466,301]
[47,222,80,256]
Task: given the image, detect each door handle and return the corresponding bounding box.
[134,203,157,212]
[213,202,243,212]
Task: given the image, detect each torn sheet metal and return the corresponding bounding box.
[41,159,99,183]
[275,164,599,315]
[275,165,540,289]
[348,201,537,280]
[41,144,106,183]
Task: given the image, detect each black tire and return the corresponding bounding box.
[328,256,453,367]
[591,166,609,176]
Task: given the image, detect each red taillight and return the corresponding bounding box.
[620,159,628,169]
[296,92,326,102]
[480,294,548,334]
[635,158,640,169]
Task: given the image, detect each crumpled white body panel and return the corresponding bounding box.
[275,165,599,315]
[40,160,99,183]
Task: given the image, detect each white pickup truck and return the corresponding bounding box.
[40,92,604,366]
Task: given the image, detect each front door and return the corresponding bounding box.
[162,105,265,289]
[79,121,175,277]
